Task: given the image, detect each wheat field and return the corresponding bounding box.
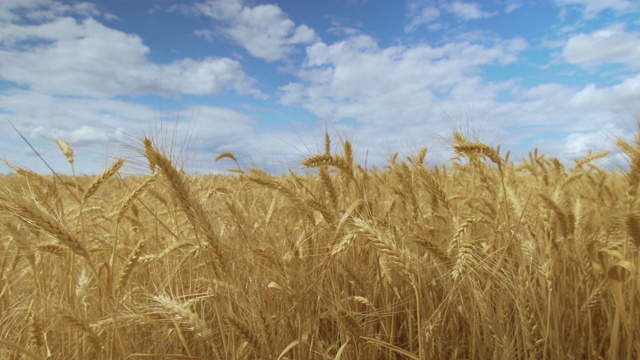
[1,126,639,360]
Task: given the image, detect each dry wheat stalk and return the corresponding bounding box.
[116,237,145,293]
[257,306,276,357]
[626,210,640,248]
[581,280,607,313]
[453,132,502,166]
[3,120,640,359]
[345,295,372,308]
[319,165,338,209]
[55,138,74,165]
[352,217,414,282]
[574,150,610,169]
[215,151,238,163]
[83,158,125,202]
[225,315,269,358]
[331,232,357,256]
[143,138,225,276]
[340,260,369,294]
[337,308,363,340]
[538,194,573,240]
[55,306,102,354]
[7,196,91,260]
[35,242,67,256]
[562,172,584,190]
[617,138,636,159]
[116,173,158,222]
[450,217,484,281]
[15,166,41,178]
[153,294,214,342]
[303,154,336,168]
[452,241,474,281]
[324,131,331,155]
[415,147,428,167]
[27,302,44,351]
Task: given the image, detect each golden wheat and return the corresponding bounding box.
[1,124,639,359]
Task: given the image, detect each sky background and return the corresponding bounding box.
[1,0,639,174]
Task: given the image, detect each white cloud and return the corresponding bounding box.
[186,0,318,62]
[562,123,627,167]
[564,131,608,155]
[194,28,214,41]
[405,5,440,32]
[505,1,523,13]
[281,34,527,126]
[0,1,264,98]
[32,125,108,146]
[445,1,494,20]
[0,0,270,174]
[0,90,260,173]
[405,1,493,32]
[0,16,264,98]
[561,25,640,68]
[0,0,108,24]
[555,0,633,18]
[277,32,640,167]
[569,74,640,110]
[3,0,640,175]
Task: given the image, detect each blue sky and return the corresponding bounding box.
[1,0,639,174]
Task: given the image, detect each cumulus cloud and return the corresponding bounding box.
[0,0,109,24]
[0,0,270,174]
[446,1,494,20]
[277,30,640,167]
[405,1,494,32]
[561,25,640,68]
[3,0,640,175]
[280,34,527,126]
[568,74,640,111]
[555,0,634,18]
[0,16,264,98]
[405,4,441,32]
[184,0,318,62]
[33,125,108,146]
[562,122,628,168]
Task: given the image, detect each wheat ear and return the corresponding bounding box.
[574,150,610,169]
[143,138,225,276]
[215,151,237,162]
[116,173,158,222]
[6,197,91,261]
[352,217,414,282]
[225,315,270,358]
[83,158,125,202]
[116,237,145,293]
[56,306,102,354]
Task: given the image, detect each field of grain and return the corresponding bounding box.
[1,128,639,359]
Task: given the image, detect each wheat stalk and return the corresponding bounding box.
[116,173,158,222]
[574,150,610,169]
[143,138,225,276]
[56,306,102,354]
[352,217,414,282]
[55,138,74,165]
[83,158,125,202]
[215,151,238,163]
[116,237,146,293]
[6,196,91,261]
[225,315,269,358]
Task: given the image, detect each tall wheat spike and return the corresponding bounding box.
[143,137,225,277]
[3,120,640,359]
[3,196,91,261]
[83,158,125,202]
